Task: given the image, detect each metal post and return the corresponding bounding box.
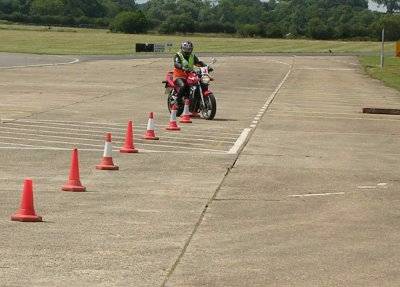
[380,28,385,69]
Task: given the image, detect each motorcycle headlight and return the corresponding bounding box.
[201,75,211,84]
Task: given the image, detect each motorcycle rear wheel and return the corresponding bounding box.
[200,94,217,120]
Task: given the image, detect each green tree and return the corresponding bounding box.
[30,0,64,15]
[237,23,258,37]
[307,17,334,39]
[110,10,148,33]
[115,0,136,10]
[159,14,195,33]
[0,0,20,14]
[379,14,400,40]
[265,23,283,38]
[100,0,121,17]
[63,0,107,18]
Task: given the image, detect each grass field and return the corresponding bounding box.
[0,23,396,55]
[360,56,400,91]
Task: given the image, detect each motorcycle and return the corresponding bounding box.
[162,58,217,120]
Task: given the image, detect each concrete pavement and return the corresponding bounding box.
[1,54,399,286]
[166,56,400,286]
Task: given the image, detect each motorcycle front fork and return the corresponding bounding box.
[193,85,206,108]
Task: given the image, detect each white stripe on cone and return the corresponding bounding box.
[144,112,160,139]
[171,108,177,121]
[180,99,192,123]
[147,117,155,131]
[103,141,112,157]
[183,101,190,115]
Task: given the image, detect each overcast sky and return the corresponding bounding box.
[136,0,386,11]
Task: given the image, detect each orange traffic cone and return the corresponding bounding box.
[144,112,159,140]
[120,120,138,153]
[62,148,86,192]
[96,133,119,170]
[180,99,192,123]
[11,179,42,222]
[166,104,181,131]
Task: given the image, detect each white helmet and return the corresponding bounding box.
[181,41,193,54]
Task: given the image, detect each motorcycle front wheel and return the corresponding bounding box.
[200,94,217,120]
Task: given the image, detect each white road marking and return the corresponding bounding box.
[4,121,236,143]
[11,120,238,140]
[288,192,345,197]
[0,140,63,149]
[0,146,85,151]
[235,87,269,91]
[0,118,14,123]
[0,134,227,153]
[327,58,359,67]
[295,67,356,71]
[357,186,377,189]
[0,126,231,148]
[274,113,400,122]
[358,183,389,189]
[136,209,162,213]
[228,128,252,154]
[228,59,294,154]
[0,135,104,148]
[17,119,241,136]
[269,59,291,66]
[0,146,226,154]
[0,58,79,69]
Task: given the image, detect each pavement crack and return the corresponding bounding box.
[4,92,113,123]
[2,79,157,124]
[1,58,162,124]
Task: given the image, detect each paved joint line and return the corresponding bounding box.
[161,156,239,287]
[162,59,295,285]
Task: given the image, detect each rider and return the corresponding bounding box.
[173,41,206,104]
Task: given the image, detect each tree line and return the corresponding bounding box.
[0,0,399,40]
